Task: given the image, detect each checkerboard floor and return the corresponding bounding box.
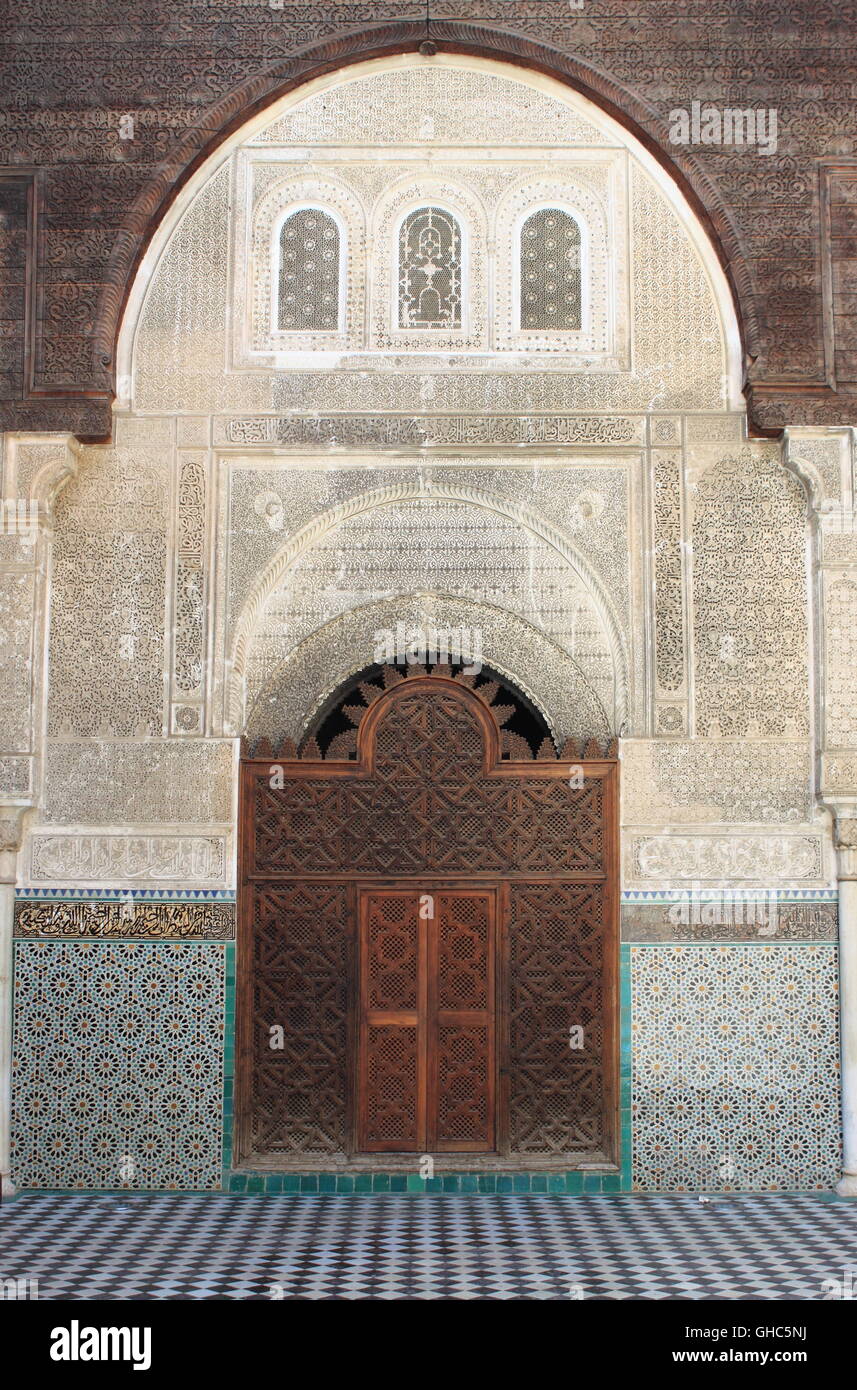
[1,1192,855,1300]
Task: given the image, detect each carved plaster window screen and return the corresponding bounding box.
[398,206,462,329]
[519,208,582,331]
[277,206,341,332]
[494,178,615,359]
[244,174,363,358]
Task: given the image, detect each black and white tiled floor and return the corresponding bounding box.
[1,1192,855,1300]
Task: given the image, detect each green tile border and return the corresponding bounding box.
[619,944,632,1190]
[221,943,236,1176]
[222,1169,627,1194]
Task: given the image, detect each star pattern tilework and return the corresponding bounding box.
[11,941,226,1191]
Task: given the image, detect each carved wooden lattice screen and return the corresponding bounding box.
[359,887,496,1153]
[237,667,618,1167]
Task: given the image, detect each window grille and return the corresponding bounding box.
[278,207,340,331]
[520,208,581,331]
[398,206,462,329]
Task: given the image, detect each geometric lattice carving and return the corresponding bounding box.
[250,883,348,1157]
[438,895,490,1011]
[302,661,552,762]
[398,206,461,329]
[632,944,840,1191]
[366,893,417,1010]
[371,179,486,351]
[359,887,494,1152]
[495,175,615,359]
[437,1025,491,1147]
[364,1024,419,1148]
[519,208,581,331]
[692,454,809,737]
[244,173,363,357]
[241,670,616,1162]
[278,207,340,331]
[361,888,423,1150]
[11,941,225,1190]
[508,884,606,1156]
[437,894,493,1148]
[251,680,606,878]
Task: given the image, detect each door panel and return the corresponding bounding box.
[364,1023,421,1150]
[432,892,494,1151]
[359,890,427,1152]
[359,887,495,1153]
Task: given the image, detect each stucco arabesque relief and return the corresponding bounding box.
[7,433,850,896]
[0,433,81,854]
[11,419,850,897]
[7,59,857,896]
[225,467,633,741]
[785,427,857,872]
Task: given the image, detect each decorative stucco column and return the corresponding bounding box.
[834,815,857,1196]
[0,433,80,1198]
[0,813,23,1198]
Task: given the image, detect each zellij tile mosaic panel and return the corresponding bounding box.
[631,944,840,1192]
[11,941,226,1191]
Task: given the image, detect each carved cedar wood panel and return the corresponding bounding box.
[237,667,617,1166]
[359,888,495,1153]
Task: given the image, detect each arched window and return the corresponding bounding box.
[277,207,341,331]
[519,208,581,331]
[398,206,462,329]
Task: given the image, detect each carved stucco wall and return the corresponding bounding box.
[5,8,857,438]
[129,62,725,417]
[231,466,634,742]
[3,50,851,1196]
[9,57,831,903]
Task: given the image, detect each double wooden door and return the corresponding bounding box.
[359,887,496,1152]
[237,668,618,1167]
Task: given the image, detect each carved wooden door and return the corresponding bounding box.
[358,887,496,1152]
[237,665,618,1168]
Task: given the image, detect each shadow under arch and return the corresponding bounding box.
[243,591,614,749]
[228,480,629,735]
